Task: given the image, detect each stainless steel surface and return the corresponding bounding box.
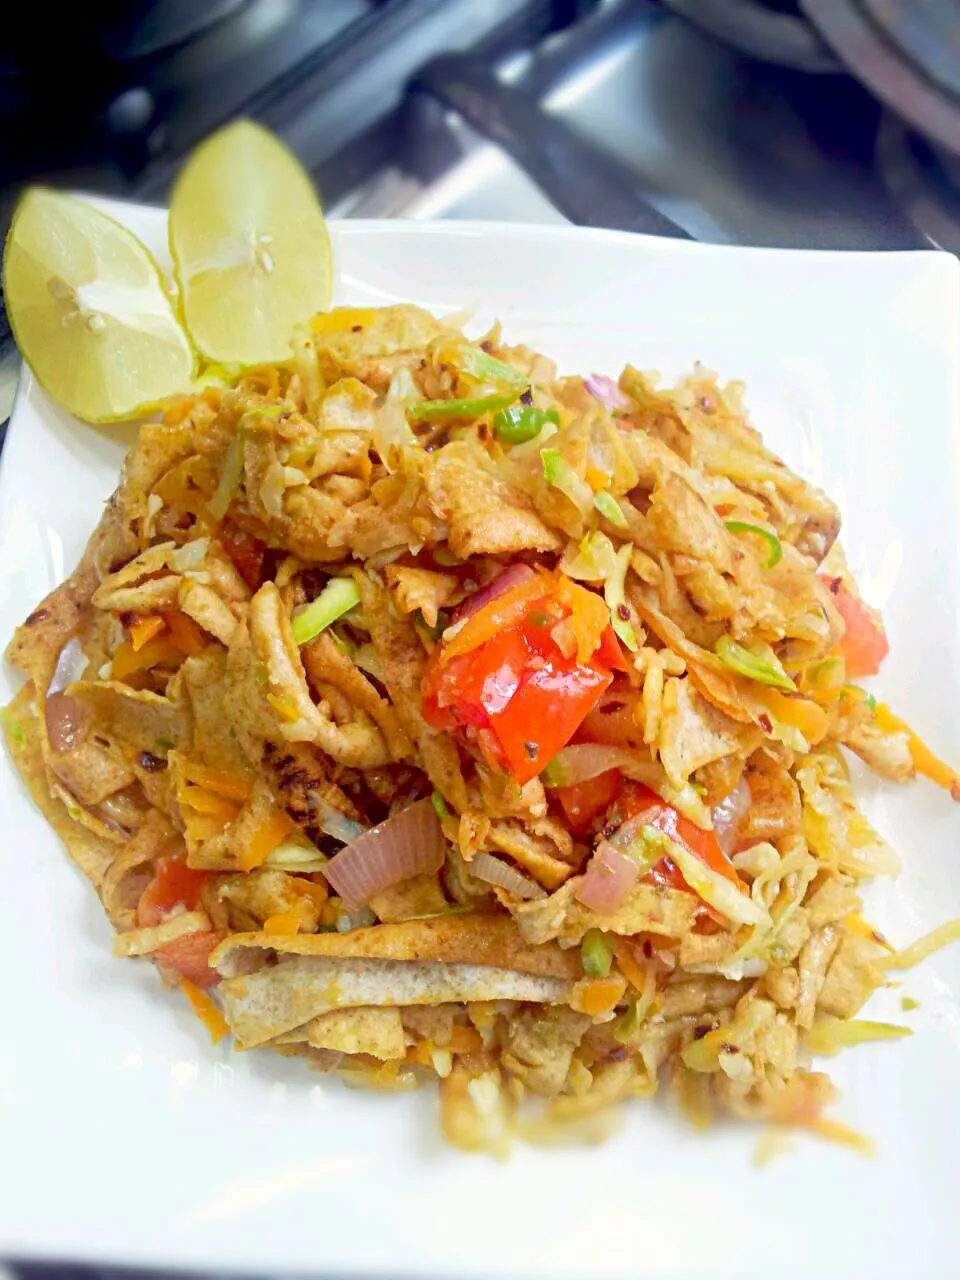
[333,0,915,248]
[413,52,690,237]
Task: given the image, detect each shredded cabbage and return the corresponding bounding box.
[604,542,639,652]
[542,448,594,516]
[263,839,328,872]
[806,1018,911,1056]
[881,919,960,971]
[208,435,243,520]
[647,827,771,928]
[593,491,627,529]
[458,344,527,387]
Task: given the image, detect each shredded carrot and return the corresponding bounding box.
[555,577,611,664]
[241,810,296,872]
[441,572,552,663]
[293,878,329,910]
[177,784,241,825]
[449,1025,484,1055]
[610,938,649,992]
[843,912,896,953]
[754,686,829,745]
[263,912,302,937]
[585,465,609,493]
[874,703,960,798]
[178,761,252,802]
[111,636,181,681]
[572,973,628,1016]
[164,610,207,657]
[181,978,229,1043]
[128,615,166,652]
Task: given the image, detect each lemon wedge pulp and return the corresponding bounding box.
[3,188,196,423]
[169,119,333,366]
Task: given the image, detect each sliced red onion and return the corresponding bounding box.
[544,744,636,789]
[45,637,90,755]
[46,693,87,755]
[575,840,639,914]
[48,636,87,694]
[321,798,446,907]
[711,777,752,858]
[585,374,631,412]
[452,563,536,624]
[470,852,546,901]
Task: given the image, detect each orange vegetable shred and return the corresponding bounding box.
[128,615,166,652]
[874,704,960,799]
[180,978,229,1043]
[241,810,296,871]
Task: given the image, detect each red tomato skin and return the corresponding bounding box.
[137,856,212,927]
[137,858,219,986]
[612,782,743,890]
[553,769,623,834]
[422,597,623,785]
[494,659,612,784]
[822,578,889,678]
[219,522,266,592]
[154,931,220,988]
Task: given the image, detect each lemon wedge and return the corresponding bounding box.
[3,188,196,423]
[169,120,333,366]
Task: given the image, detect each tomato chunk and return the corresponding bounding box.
[612,782,744,893]
[154,931,220,989]
[824,578,889,678]
[553,770,623,835]
[137,856,219,987]
[219,521,267,592]
[423,585,624,785]
[137,855,212,927]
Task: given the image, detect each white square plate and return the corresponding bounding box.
[2,203,959,1280]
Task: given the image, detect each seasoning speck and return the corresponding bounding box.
[524,741,539,760]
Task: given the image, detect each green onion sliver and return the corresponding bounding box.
[493,405,558,445]
[714,635,796,692]
[724,520,782,568]
[410,391,519,421]
[460,345,528,387]
[291,578,360,646]
[581,929,613,977]
[431,790,452,821]
[593,491,628,529]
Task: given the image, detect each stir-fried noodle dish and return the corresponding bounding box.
[5,304,958,1153]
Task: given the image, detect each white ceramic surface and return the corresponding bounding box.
[1,204,959,1279]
